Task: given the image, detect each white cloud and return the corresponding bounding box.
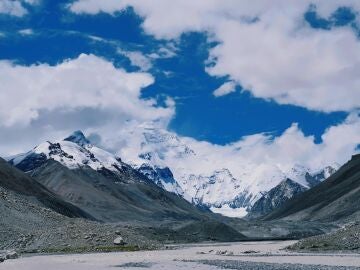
[148,44,178,59]
[0,0,27,16]
[23,0,40,4]
[18,28,34,35]
[174,114,360,176]
[69,0,360,112]
[0,54,174,127]
[0,0,39,16]
[111,113,360,210]
[69,0,128,15]
[0,54,174,155]
[117,49,152,71]
[213,81,236,97]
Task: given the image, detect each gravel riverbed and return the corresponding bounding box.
[1,241,359,270]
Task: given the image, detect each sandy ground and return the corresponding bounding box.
[1,241,360,270]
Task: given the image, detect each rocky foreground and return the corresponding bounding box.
[289,223,360,252]
[197,260,359,270]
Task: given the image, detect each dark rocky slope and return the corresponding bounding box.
[0,158,92,219]
[289,222,360,252]
[247,179,307,219]
[265,154,360,223]
[29,159,220,224]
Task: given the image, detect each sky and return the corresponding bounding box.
[0,0,360,169]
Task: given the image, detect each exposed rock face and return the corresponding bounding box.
[305,166,337,188]
[265,154,360,222]
[64,130,91,146]
[9,153,47,173]
[247,179,307,219]
[136,164,184,196]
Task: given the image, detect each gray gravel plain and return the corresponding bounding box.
[2,241,360,270]
[198,260,360,270]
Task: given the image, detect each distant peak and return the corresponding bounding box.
[351,153,360,161]
[63,130,90,146]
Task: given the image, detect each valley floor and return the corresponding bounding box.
[2,241,360,270]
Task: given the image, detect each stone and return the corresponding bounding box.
[5,251,18,260]
[243,250,259,254]
[113,236,125,246]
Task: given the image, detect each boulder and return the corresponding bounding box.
[5,251,18,260]
[0,250,18,263]
[113,236,125,246]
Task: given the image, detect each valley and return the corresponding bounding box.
[2,1,360,268]
[0,130,359,268]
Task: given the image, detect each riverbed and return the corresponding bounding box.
[2,241,360,269]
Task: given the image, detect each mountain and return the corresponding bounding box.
[264,154,360,223]
[29,159,208,223]
[6,131,243,236]
[136,163,185,196]
[7,128,337,219]
[246,167,337,219]
[247,179,308,219]
[0,157,92,219]
[8,131,125,173]
[0,156,246,252]
[115,124,337,217]
[2,130,342,249]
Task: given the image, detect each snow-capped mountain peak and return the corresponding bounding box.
[8,131,124,173]
[7,130,185,197]
[63,130,91,146]
[7,127,338,218]
[116,124,338,218]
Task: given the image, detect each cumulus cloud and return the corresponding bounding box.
[113,113,360,202]
[0,0,27,16]
[213,81,236,97]
[0,54,174,155]
[69,0,360,112]
[178,113,360,175]
[0,0,39,16]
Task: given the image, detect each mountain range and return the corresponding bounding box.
[1,129,358,253]
[112,125,338,217]
[8,129,337,219]
[7,131,218,224]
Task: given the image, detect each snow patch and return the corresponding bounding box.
[210,205,248,218]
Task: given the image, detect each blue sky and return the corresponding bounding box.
[0,0,360,162]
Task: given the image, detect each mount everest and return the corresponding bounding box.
[116,124,338,217]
